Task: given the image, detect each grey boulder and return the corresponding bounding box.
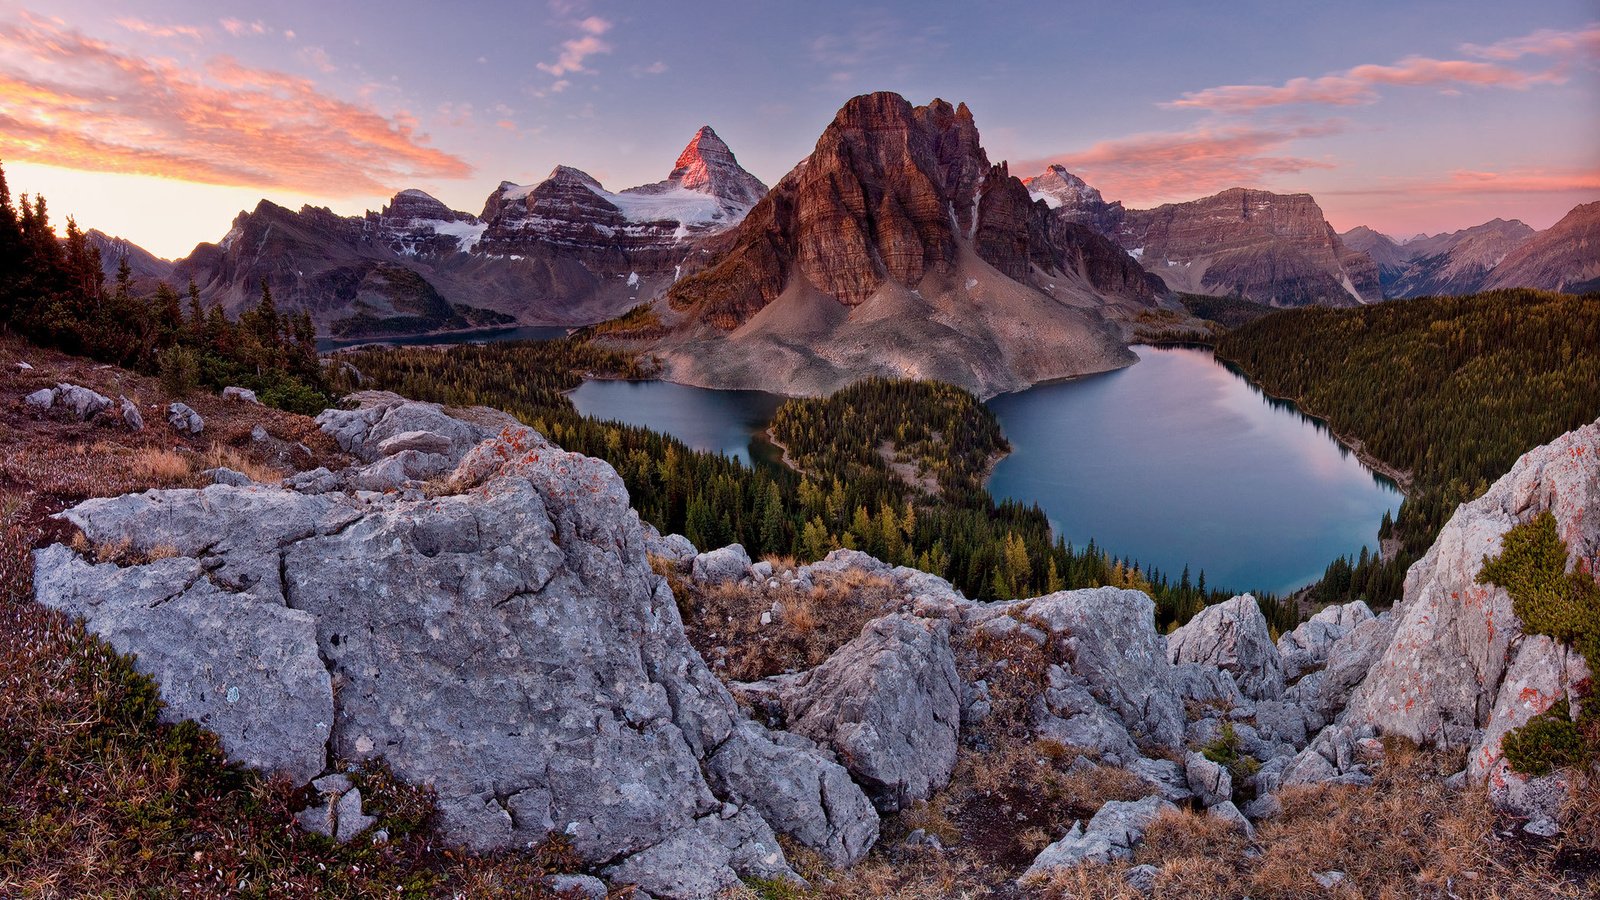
[119,396,144,431]
[704,720,879,868]
[1034,664,1141,765]
[1277,600,1373,680]
[167,402,203,434]
[1021,587,1185,749]
[26,383,112,420]
[1021,796,1177,880]
[771,613,961,812]
[1185,750,1232,807]
[691,543,752,585]
[1167,594,1284,701]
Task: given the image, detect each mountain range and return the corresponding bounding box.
[75,93,1597,357]
[142,126,767,339]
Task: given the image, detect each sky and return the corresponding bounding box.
[1,0,1596,259]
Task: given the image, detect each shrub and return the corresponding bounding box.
[1477,510,1600,776]
[157,345,200,396]
[1478,511,1600,661]
[1502,709,1587,777]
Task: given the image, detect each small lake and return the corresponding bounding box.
[569,380,785,467]
[565,345,1402,594]
[317,324,571,352]
[986,346,1401,594]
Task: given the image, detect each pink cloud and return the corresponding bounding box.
[1165,23,1596,113]
[1326,168,1600,197]
[0,14,471,196]
[537,16,613,78]
[219,18,270,38]
[537,34,610,76]
[1017,122,1343,204]
[1166,57,1563,112]
[1461,23,1600,61]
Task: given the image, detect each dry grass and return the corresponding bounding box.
[198,443,287,484]
[127,446,194,483]
[1029,738,1600,900]
[677,566,906,681]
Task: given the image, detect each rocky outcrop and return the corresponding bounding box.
[1344,417,1600,818]
[691,543,753,586]
[1185,750,1233,807]
[166,402,204,434]
[1167,594,1285,701]
[1021,587,1186,749]
[1483,202,1600,294]
[32,398,882,897]
[760,614,962,813]
[1277,600,1374,681]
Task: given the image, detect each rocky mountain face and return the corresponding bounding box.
[635,92,1154,398]
[1338,225,1412,289]
[83,229,173,290]
[1020,168,1382,307]
[1484,202,1600,293]
[171,128,767,338]
[33,382,1599,893]
[1384,218,1536,298]
[1110,187,1382,306]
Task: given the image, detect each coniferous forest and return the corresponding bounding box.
[1217,289,1600,607]
[0,162,330,412]
[336,345,1291,631]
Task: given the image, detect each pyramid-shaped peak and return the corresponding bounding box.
[660,126,768,209]
[678,125,732,162]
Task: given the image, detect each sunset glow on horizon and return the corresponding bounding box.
[2,0,1596,259]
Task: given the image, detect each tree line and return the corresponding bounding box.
[1217,289,1600,608]
[0,161,330,412]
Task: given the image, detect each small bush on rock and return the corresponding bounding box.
[1502,709,1587,777]
[1477,511,1600,776]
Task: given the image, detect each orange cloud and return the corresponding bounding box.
[1017,122,1342,204]
[114,17,205,41]
[1165,23,1595,113]
[0,13,471,196]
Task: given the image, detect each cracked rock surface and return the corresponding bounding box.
[32,393,876,898]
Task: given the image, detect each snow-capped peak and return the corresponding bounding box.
[1024,164,1106,210]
